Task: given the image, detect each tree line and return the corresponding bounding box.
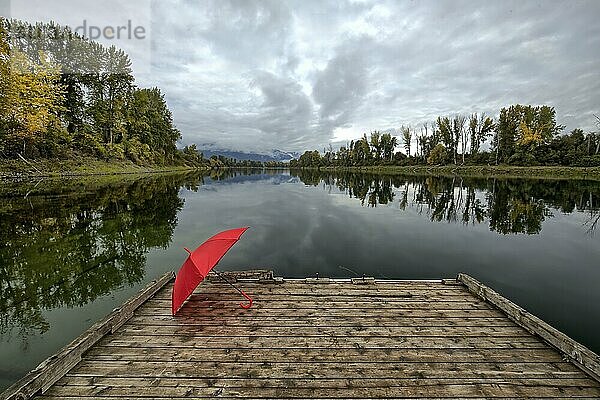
[0,18,194,166]
[291,106,600,168]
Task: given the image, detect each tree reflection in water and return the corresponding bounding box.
[0,174,192,338]
[292,170,600,235]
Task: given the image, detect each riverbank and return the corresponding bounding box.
[0,157,207,179]
[314,165,600,180]
[0,169,208,202]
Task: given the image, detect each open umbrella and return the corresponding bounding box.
[172,227,252,315]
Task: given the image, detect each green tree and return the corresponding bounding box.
[494,105,563,164]
[469,113,495,155]
[453,115,467,164]
[401,125,412,157]
[418,121,440,162]
[89,46,134,148]
[353,134,371,165]
[517,106,563,148]
[436,116,465,164]
[595,115,600,155]
[297,150,322,167]
[427,143,448,165]
[126,87,181,164]
[180,144,205,166]
[380,132,397,161]
[369,130,382,161]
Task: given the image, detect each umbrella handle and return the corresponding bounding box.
[211,268,253,309]
[239,290,253,309]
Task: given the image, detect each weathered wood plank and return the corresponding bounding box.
[56,375,600,389]
[154,287,473,297]
[1,271,174,400]
[204,269,274,282]
[136,307,507,318]
[114,324,529,337]
[67,359,583,378]
[42,382,600,398]
[126,314,521,327]
[97,334,549,349]
[458,273,600,382]
[191,287,462,294]
[157,280,467,289]
[153,293,483,303]
[110,273,176,333]
[186,281,461,289]
[82,346,565,363]
[145,298,495,310]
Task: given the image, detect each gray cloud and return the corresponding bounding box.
[11,0,600,152]
[312,37,372,130]
[250,71,316,147]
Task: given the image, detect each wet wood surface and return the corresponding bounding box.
[21,275,600,399]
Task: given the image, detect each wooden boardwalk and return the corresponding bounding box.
[3,271,600,399]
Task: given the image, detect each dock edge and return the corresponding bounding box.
[458,272,600,383]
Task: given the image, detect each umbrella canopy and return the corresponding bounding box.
[172,227,249,315]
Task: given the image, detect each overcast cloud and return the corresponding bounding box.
[9,0,600,153]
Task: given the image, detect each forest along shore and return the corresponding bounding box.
[304,165,600,181]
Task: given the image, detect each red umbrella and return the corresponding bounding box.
[172,227,252,315]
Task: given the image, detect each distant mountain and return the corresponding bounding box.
[198,148,300,162]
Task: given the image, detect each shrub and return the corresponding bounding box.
[572,155,600,167]
[508,152,538,166]
[74,129,108,159]
[427,144,449,165]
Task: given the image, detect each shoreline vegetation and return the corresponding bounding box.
[312,165,600,181]
[0,156,288,180]
[0,157,207,179]
[2,158,599,181]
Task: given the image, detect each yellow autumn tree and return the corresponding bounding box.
[514,106,561,151]
[517,120,545,147]
[0,19,11,147]
[1,44,66,157]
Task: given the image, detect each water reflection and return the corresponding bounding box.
[292,170,600,235]
[0,174,187,338]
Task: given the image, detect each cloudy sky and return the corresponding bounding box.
[9,0,600,153]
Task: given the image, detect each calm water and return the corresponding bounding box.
[1,169,599,390]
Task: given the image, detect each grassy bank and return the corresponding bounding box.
[316,165,600,180]
[0,168,208,200]
[0,157,208,179]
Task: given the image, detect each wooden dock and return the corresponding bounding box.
[3,270,600,399]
